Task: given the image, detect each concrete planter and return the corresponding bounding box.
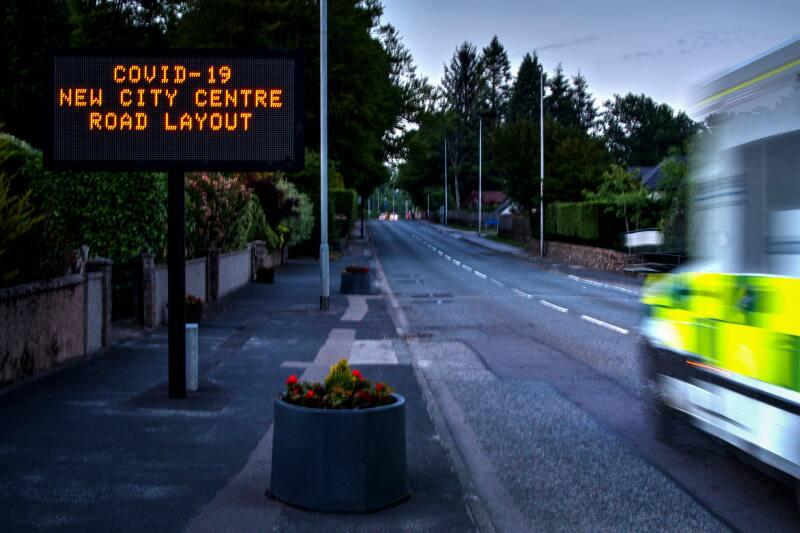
[340,271,372,295]
[270,394,409,512]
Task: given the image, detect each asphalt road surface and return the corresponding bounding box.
[371,219,800,532]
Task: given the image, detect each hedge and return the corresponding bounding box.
[545,201,627,248]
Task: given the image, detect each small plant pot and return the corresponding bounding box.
[185,303,203,323]
[270,393,408,512]
[256,267,275,284]
[340,270,372,294]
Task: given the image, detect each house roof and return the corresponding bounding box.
[628,156,687,190]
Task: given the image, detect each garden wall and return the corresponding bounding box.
[153,257,208,327]
[218,248,252,299]
[0,269,111,386]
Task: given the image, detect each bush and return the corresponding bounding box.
[0,132,167,282]
[185,173,253,257]
[0,171,41,282]
[281,359,395,409]
[243,172,314,248]
[331,189,358,242]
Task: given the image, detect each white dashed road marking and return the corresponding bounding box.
[474,271,487,279]
[462,265,472,272]
[453,260,461,266]
[539,299,568,313]
[512,288,532,299]
[580,315,629,334]
[491,279,505,287]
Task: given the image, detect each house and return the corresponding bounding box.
[468,190,507,208]
[628,156,687,191]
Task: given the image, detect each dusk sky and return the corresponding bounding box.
[381,0,799,114]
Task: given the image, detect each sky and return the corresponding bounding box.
[381,0,800,114]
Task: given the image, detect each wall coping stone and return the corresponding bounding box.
[0,273,85,301]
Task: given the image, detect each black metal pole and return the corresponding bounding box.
[168,170,186,399]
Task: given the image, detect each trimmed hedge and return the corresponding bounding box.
[545,201,627,248]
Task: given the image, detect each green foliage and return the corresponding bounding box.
[601,93,701,166]
[507,52,545,124]
[584,165,652,233]
[657,152,690,252]
[0,172,41,282]
[331,189,358,242]
[0,132,167,281]
[545,201,628,247]
[185,173,252,257]
[481,35,512,127]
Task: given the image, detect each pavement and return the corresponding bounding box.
[0,232,474,532]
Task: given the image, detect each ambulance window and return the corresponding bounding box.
[764,131,800,276]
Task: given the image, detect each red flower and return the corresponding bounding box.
[293,387,300,395]
[375,383,384,392]
[286,375,298,386]
[352,369,364,381]
[306,389,315,399]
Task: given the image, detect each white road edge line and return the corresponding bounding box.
[491,279,505,287]
[512,288,532,299]
[474,271,487,279]
[580,315,629,334]
[568,274,640,296]
[539,299,568,313]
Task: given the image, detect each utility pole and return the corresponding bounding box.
[478,117,482,237]
[539,69,544,257]
[427,193,430,220]
[319,0,330,310]
[444,138,448,225]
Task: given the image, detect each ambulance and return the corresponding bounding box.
[640,37,800,491]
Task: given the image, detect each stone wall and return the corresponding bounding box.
[0,270,110,386]
[525,238,636,274]
[153,257,208,327]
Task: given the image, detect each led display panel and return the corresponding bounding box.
[45,50,304,170]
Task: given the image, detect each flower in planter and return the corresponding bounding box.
[343,264,370,274]
[186,294,203,305]
[280,359,394,409]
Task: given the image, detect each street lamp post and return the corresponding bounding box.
[319,0,330,310]
[539,69,544,257]
[444,138,448,225]
[478,117,482,237]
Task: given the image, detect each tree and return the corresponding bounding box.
[441,42,485,208]
[545,63,576,126]
[491,116,610,229]
[571,71,597,132]
[601,93,700,166]
[584,165,651,234]
[507,52,545,124]
[656,150,690,251]
[480,36,511,127]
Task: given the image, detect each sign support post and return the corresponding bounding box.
[167,170,187,398]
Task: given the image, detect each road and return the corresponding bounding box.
[371,219,800,532]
